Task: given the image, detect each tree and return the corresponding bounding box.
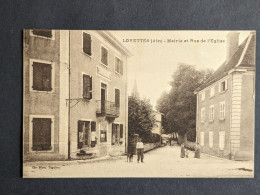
[156,63,213,142]
[128,96,156,143]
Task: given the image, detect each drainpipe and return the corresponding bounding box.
[68,31,71,160]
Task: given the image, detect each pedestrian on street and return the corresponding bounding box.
[180,143,185,158]
[136,138,144,163]
[194,143,201,159]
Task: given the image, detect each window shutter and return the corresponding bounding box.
[225,80,228,90]
[78,120,83,149]
[91,121,96,132]
[32,62,43,90]
[115,89,120,107]
[32,30,52,38]
[41,118,52,150]
[101,47,108,65]
[83,75,92,99]
[32,118,41,150]
[83,33,91,56]
[120,60,123,75]
[42,64,52,91]
[120,124,123,138]
[112,123,115,145]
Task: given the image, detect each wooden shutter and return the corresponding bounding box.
[32,30,52,38]
[120,60,123,75]
[115,89,120,107]
[112,123,115,145]
[101,47,108,65]
[91,121,96,132]
[78,121,83,149]
[42,64,52,91]
[120,124,123,138]
[83,75,92,99]
[32,118,51,151]
[83,33,91,56]
[32,62,43,90]
[84,122,90,146]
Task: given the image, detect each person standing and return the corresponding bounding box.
[194,143,201,159]
[136,138,144,163]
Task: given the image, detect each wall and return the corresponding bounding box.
[23,30,67,161]
[196,76,232,158]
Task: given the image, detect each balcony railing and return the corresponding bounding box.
[96,100,120,117]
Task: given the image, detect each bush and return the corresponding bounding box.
[142,133,161,143]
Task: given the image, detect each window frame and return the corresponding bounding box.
[29,115,54,153]
[112,123,122,145]
[114,56,123,75]
[219,131,225,150]
[82,72,93,100]
[82,31,92,57]
[210,86,215,98]
[219,101,225,120]
[30,30,55,40]
[209,131,213,148]
[100,44,109,67]
[114,88,120,107]
[29,59,55,93]
[201,107,205,123]
[219,80,228,93]
[209,105,214,122]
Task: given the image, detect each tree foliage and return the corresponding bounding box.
[128,96,156,143]
[156,63,213,141]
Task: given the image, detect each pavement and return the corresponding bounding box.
[23,145,254,178]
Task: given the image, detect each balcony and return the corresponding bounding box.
[96,100,120,118]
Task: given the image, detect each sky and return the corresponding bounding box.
[110,31,250,108]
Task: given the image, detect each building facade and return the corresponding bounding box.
[23,30,132,161]
[195,32,255,160]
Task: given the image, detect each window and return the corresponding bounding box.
[115,57,123,75]
[219,80,228,92]
[201,108,205,123]
[210,87,215,97]
[115,89,120,107]
[31,30,53,39]
[83,74,92,99]
[209,132,213,148]
[200,132,204,146]
[101,46,108,66]
[209,105,214,121]
[32,61,52,91]
[100,130,107,142]
[220,101,225,120]
[83,32,92,56]
[201,91,205,101]
[32,118,52,151]
[112,123,123,145]
[78,121,96,149]
[219,132,225,150]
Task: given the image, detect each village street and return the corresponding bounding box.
[23,145,254,178]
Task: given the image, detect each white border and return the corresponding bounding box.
[29,114,55,153]
[29,58,55,93]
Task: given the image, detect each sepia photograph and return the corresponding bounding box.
[23,30,255,178]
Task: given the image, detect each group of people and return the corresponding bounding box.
[180,143,201,159]
[127,138,144,163]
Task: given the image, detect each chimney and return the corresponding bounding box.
[226,32,240,60]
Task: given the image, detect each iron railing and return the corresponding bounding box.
[96,100,120,117]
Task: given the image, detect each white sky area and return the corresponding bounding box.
[110,31,250,108]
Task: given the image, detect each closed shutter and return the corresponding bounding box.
[112,123,115,145]
[32,30,52,38]
[101,47,108,65]
[32,118,51,151]
[42,63,52,91]
[78,121,83,149]
[32,62,43,90]
[84,122,90,146]
[115,89,120,107]
[120,124,123,138]
[91,121,96,132]
[83,75,92,99]
[83,33,92,56]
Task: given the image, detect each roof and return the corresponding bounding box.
[195,33,255,92]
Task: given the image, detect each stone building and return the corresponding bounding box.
[195,32,255,160]
[23,30,132,161]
